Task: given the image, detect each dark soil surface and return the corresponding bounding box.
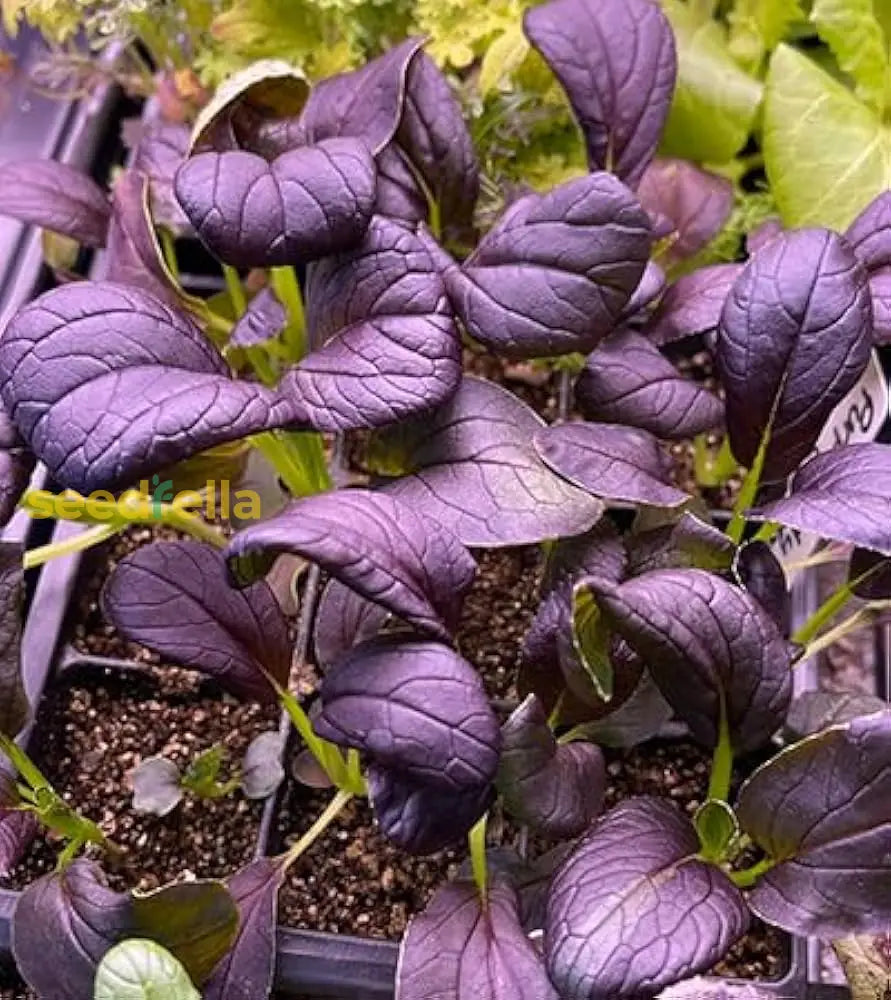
[464,349,560,421]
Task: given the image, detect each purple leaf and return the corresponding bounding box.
[638,159,733,266]
[374,144,428,224]
[784,690,889,742]
[737,709,891,937]
[846,191,891,345]
[645,264,742,346]
[102,541,291,702]
[621,261,666,321]
[750,443,891,555]
[0,543,27,739]
[398,877,559,1000]
[545,798,748,1000]
[315,636,501,792]
[174,138,376,268]
[658,980,776,999]
[733,541,790,637]
[0,282,301,493]
[564,669,674,747]
[498,695,605,838]
[575,328,723,439]
[535,422,690,508]
[524,0,676,187]
[204,857,285,1000]
[299,39,424,153]
[0,764,37,876]
[229,287,286,349]
[368,765,494,855]
[314,579,389,670]
[126,119,192,234]
[0,159,109,247]
[625,512,735,575]
[225,489,476,641]
[282,217,461,431]
[131,757,183,816]
[375,376,604,547]
[587,568,792,752]
[444,173,651,358]
[397,49,480,240]
[717,229,873,480]
[0,407,34,528]
[105,171,183,308]
[746,218,783,255]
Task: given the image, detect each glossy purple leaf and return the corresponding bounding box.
[204,857,285,1000]
[373,145,428,224]
[444,173,651,358]
[398,877,559,1000]
[576,328,723,439]
[126,119,192,235]
[524,0,676,187]
[315,636,501,791]
[658,980,775,999]
[498,695,605,838]
[750,443,891,555]
[174,138,376,268]
[733,541,790,636]
[282,217,461,431]
[645,264,742,346]
[737,709,891,937]
[397,49,479,240]
[102,541,291,702]
[564,668,674,747]
[0,543,27,739]
[746,218,783,255]
[588,568,792,752]
[717,229,873,480]
[625,512,734,576]
[314,579,390,670]
[368,765,494,855]
[0,764,37,876]
[545,798,748,1000]
[0,282,301,493]
[535,422,689,508]
[0,407,34,528]
[299,39,424,153]
[846,191,891,345]
[783,690,889,742]
[0,158,109,247]
[375,376,604,547]
[621,262,665,321]
[638,159,733,266]
[229,287,286,349]
[225,489,476,641]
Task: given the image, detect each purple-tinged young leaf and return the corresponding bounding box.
[498,695,605,838]
[0,158,110,247]
[373,145,428,224]
[535,422,690,508]
[0,543,26,739]
[444,173,651,359]
[846,191,891,345]
[750,443,891,555]
[374,377,604,547]
[737,710,891,937]
[545,798,748,1000]
[283,217,461,431]
[524,0,676,187]
[225,489,475,641]
[783,690,889,742]
[746,218,783,255]
[543,520,627,595]
[0,407,34,528]
[717,229,873,480]
[576,329,723,439]
[733,541,791,637]
[397,50,479,241]
[0,282,301,493]
[314,580,390,671]
[565,669,674,747]
[241,731,285,799]
[174,138,376,268]
[315,636,501,791]
[299,39,424,154]
[203,857,285,1000]
[368,765,494,855]
[125,119,193,235]
[102,541,291,703]
[638,159,733,266]
[645,264,742,346]
[658,980,775,999]
[229,287,286,349]
[621,262,666,321]
[397,877,559,1000]
[0,764,37,876]
[626,512,734,576]
[131,757,183,816]
[589,569,792,752]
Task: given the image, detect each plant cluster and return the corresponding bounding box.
[0,0,889,997]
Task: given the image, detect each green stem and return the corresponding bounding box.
[796,606,877,665]
[282,788,353,868]
[159,228,179,284]
[792,580,857,646]
[726,433,768,545]
[730,855,776,888]
[252,431,331,498]
[694,436,737,488]
[23,523,119,569]
[469,813,489,902]
[223,264,247,317]
[708,696,733,803]
[752,521,780,544]
[162,507,229,548]
[270,267,307,361]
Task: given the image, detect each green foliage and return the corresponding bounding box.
[728,0,806,73]
[810,0,890,114]
[94,940,199,1000]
